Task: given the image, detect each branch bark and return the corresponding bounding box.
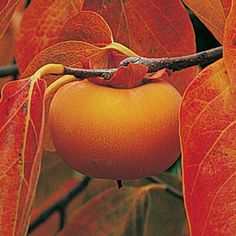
[0,46,223,79]
[28,176,91,233]
[64,46,222,80]
[0,64,18,78]
[120,46,223,72]
[146,176,183,199]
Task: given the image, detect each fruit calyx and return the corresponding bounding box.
[88,63,149,89]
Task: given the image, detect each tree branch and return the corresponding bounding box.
[0,64,18,78]
[146,176,183,200]
[0,46,222,79]
[120,46,223,72]
[28,176,91,233]
[64,46,222,80]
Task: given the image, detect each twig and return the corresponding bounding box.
[28,176,91,233]
[62,46,223,79]
[120,46,223,72]
[146,176,183,200]
[0,64,18,78]
[0,46,223,79]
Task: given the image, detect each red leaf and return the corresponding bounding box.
[0,0,19,37]
[221,0,232,17]
[15,0,84,73]
[83,0,196,94]
[224,0,236,85]
[60,10,113,46]
[180,59,236,235]
[0,78,46,235]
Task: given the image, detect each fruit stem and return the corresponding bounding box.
[117,180,123,189]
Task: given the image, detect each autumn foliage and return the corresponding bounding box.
[0,0,235,235]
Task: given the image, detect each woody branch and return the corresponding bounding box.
[0,46,222,79]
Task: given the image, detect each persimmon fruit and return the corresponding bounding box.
[49,79,181,180]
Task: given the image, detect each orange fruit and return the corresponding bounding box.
[49,79,181,179]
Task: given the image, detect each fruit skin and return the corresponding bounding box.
[49,79,181,180]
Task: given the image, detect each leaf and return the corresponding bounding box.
[0,26,15,90]
[0,0,19,37]
[83,0,196,94]
[223,0,236,85]
[180,59,236,235]
[33,151,75,207]
[183,0,230,43]
[0,0,25,90]
[0,23,14,66]
[0,77,46,235]
[60,10,113,46]
[0,0,24,65]
[221,0,232,16]
[59,184,186,236]
[15,0,84,73]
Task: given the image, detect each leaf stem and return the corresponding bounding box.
[105,42,139,57]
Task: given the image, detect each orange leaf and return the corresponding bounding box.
[59,184,187,236]
[0,77,46,235]
[180,59,236,235]
[83,0,196,94]
[0,0,25,90]
[21,41,97,78]
[60,11,113,46]
[183,0,230,43]
[15,0,84,73]
[0,0,19,37]
[223,0,236,85]
[0,0,24,65]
